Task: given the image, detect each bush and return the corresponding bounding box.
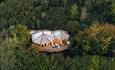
[76,23,113,55]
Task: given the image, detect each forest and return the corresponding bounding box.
[0,0,115,70]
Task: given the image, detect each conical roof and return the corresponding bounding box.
[31,30,54,44]
[53,30,70,40]
[30,30,70,44]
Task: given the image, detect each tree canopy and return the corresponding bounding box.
[0,0,115,70]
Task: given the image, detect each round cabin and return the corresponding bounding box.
[30,30,70,52]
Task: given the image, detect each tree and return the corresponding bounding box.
[70,3,78,19]
[85,0,112,22]
[89,55,99,70]
[0,0,39,30]
[76,23,113,55]
[0,38,18,70]
[9,24,30,47]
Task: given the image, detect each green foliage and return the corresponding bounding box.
[76,24,112,55]
[0,37,24,69]
[112,0,115,14]
[89,55,99,70]
[0,37,115,70]
[40,7,68,29]
[63,0,68,6]
[110,0,115,23]
[84,0,113,22]
[9,24,30,46]
[64,21,80,36]
[0,0,39,30]
[41,0,49,10]
[0,0,115,70]
[70,4,78,19]
[0,36,40,70]
[0,38,18,70]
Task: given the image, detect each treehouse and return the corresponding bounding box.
[30,30,70,52]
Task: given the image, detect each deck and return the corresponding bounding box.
[32,43,69,52]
